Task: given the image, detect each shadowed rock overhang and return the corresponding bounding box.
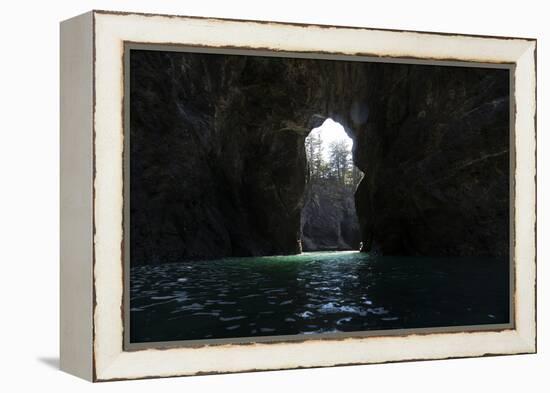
[129,50,510,264]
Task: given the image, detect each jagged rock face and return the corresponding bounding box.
[130,51,325,264]
[130,50,509,265]
[301,183,361,251]
[352,64,510,257]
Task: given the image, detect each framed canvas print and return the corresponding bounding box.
[60,10,537,381]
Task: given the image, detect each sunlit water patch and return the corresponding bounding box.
[130,252,509,343]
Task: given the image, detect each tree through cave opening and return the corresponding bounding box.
[300,118,363,252]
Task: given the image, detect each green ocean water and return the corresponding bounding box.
[130,251,509,343]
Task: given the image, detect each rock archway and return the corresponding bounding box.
[130,50,510,264]
[300,118,362,251]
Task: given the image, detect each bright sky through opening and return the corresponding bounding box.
[309,118,353,160]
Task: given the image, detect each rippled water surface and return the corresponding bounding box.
[130,252,509,343]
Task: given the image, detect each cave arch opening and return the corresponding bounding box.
[300,118,363,252]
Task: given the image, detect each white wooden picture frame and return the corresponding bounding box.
[60,10,536,381]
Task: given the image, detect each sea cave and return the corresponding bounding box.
[129,49,510,265]
[128,48,512,343]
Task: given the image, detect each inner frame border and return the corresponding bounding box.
[122,42,516,352]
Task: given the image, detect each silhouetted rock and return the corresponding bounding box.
[130,50,509,264]
[130,51,315,264]
[351,65,510,258]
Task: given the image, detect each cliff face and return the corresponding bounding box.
[351,64,510,257]
[301,182,360,251]
[130,51,325,264]
[130,50,509,265]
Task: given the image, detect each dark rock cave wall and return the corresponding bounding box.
[352,64,510,257]
[130,51,325,264]
[130,50,509,265]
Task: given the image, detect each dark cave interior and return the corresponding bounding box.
[129,49,510,265]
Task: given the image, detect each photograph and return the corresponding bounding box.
[127,47,512,344]
[0,0,541,388]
